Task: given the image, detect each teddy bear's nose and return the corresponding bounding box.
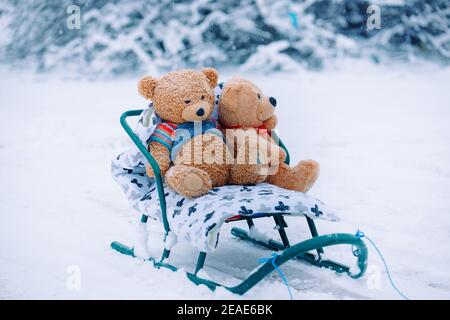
[269,97,277,107]
[196,108,205,117]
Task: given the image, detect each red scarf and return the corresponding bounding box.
[223,124,271,136]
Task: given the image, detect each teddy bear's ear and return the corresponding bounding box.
[138,76,158,100]
[219,84,239,112]
[201,68,218,89]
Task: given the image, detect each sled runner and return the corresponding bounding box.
[111,109,368,295]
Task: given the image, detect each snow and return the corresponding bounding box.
[133,221,150,260]
[248,226,271,244]
[1,63,450,299]
[164,231,178,251]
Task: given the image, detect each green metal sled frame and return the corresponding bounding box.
[111,109,368,295]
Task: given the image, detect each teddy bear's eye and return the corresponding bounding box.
[184,99,191,104]
[201,95,205,100]
[257,94,261,100]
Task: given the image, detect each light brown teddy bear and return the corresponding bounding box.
[138,68,231,198]
[219,77,320,193]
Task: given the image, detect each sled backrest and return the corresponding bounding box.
[119,109,291,235]
[120,110,170,233]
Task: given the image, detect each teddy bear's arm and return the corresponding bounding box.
[145,141,171,178]
[227,129,259,153]
[257,133,286,164]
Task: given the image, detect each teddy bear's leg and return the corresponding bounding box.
[229,164,267,185]
[196,163,230,187]
[266,160,320,192]
[166,164,213,198]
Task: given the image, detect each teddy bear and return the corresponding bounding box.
[218,77,320,193]
[138,68,231,198]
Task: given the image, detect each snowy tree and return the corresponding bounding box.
[0,0,448,76]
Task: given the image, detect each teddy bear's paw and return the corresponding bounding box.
[294,160,320,192]
[180,170,213,197]
[183,172,207,192]
[166,165,213,198]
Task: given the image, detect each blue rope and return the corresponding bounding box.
[354,230,409,300]
[288,11,299,30]
[259,253,293,300]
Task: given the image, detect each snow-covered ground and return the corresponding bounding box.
[1,63,449,299]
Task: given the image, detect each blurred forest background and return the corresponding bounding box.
[0,0,449,77]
